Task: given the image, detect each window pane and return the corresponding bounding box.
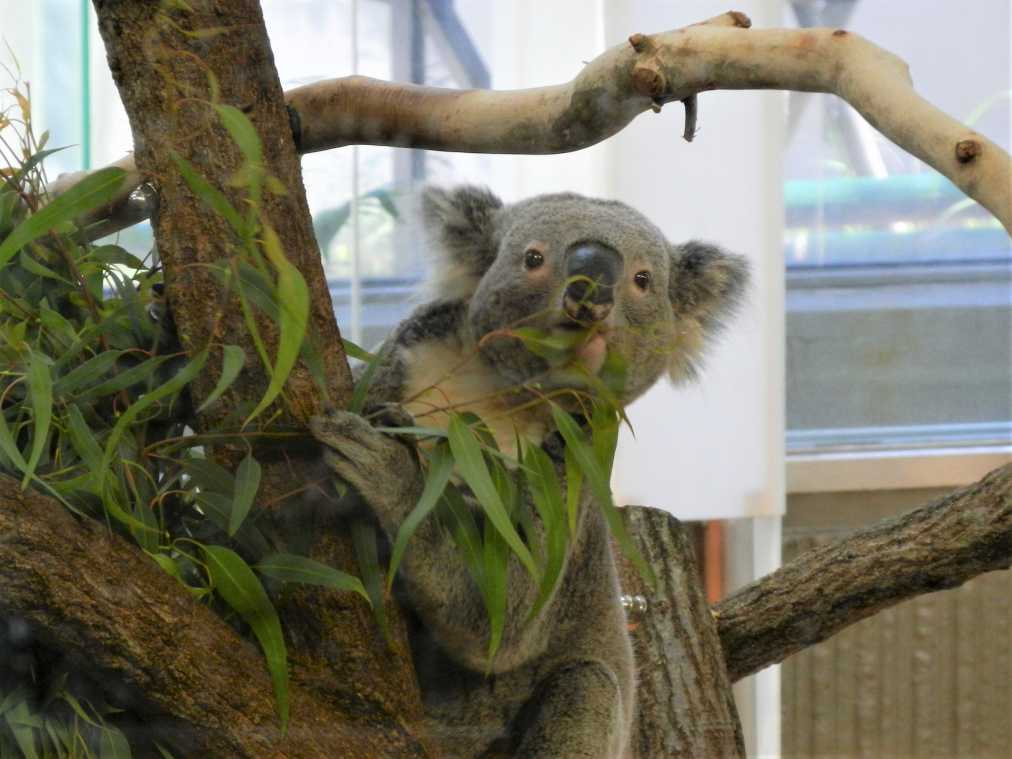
[784,0,1011,450]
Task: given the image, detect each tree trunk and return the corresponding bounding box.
[614,508,745,759]
[91,0,428,753]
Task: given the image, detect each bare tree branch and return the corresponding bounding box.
[0,475,427,758]
[58,11,1012,234]
[714,463,1012,683]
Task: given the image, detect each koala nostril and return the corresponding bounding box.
[564,242,620,323]
[563,292,614,324]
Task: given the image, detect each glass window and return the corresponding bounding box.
[2,0,492,348]
[784,0,1012,452]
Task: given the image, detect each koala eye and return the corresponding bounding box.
[524,248,545,270]
[633,270,652,290]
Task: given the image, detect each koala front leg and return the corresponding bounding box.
[310,408,425,520]
[311,408,548,672]
[513,659,627,759]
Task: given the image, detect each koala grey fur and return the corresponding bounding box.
[311,186,748,758]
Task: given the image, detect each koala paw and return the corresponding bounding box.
[363,401,416,432]
[310,409,422,522]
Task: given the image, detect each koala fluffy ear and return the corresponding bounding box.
[421,185,503,301]
[667,241,750,383]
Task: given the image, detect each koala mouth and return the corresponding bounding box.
[552,320,609,376]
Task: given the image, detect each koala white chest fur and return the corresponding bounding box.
[311,185,747,758]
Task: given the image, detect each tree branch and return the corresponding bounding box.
[0,474,426,758]
[714,463,1012,683]
[58,11,1011,235]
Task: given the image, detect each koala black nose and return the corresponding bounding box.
[563,242,621,323]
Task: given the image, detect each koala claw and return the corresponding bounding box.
[363,401,417,433]
[310,410,422,520]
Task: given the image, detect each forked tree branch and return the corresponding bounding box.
[0,475,426,758]
[714,463,1012,683]
[53,10,1012,236]
[3,460,1009,744]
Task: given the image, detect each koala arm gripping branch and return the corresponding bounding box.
[311,410,553,673]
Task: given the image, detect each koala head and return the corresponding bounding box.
[421,185,748,406]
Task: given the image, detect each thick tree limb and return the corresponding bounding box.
[714,463,1012,683]
[58,11,1012,235]
[90,0,428,752]
[614,508,744,759]
[0,475,426,758]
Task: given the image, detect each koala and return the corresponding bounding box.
[311,186,748,758]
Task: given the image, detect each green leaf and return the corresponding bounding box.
[10,146,69,187]
[213,104,263,165]
[171,152,246,236]
[386,442,454,592]
[349,348,381,414]
[202,545,288,732]
[0,405,28,476]
[447,415,538,580]
[245,225,309,425]
[18,249,71,283]
[510,326,589,365]
[148,552,186,583]
[181,458,233,496]
[98,725,132,759]
[53,349,122,396]
[230,453,261,535]
[0,167,127,270]
[65,404,103,476]
[4,700,40,759]
[197,344,245,412]
[341,338,377,363]
[90,244,145,269]
[22,351,53,487]
[551,405,655,589]
[256,553,369,603]
[481,497,509,664]
[350,518,389,641]
[38,305,79,346]
[76,355,170,401]
[522,443,568,621]
[99,351,208,532]
[563,444,582,536]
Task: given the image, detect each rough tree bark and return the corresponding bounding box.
[715,463,1012,683]
[614,509,745,759]
[0,475,417,758]
[4,463,1008,755]
[90,0,429,754]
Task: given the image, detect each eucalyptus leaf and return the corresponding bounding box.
[256,553,369,603]
[245,225,309,425]
[22,351,53,487]
[550,405,655,589]
[213,104,263,165]
[447,415,538,581]
[351,518,389,641]
[98,725,132,759]
[197,344,246,412]
[202,545,288,732]
[0,167,127,270]
[74,354,168,401]
[230,453,261,536]
[387,442,454,591]
[171,151,246,236]
[522,443,568,621]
